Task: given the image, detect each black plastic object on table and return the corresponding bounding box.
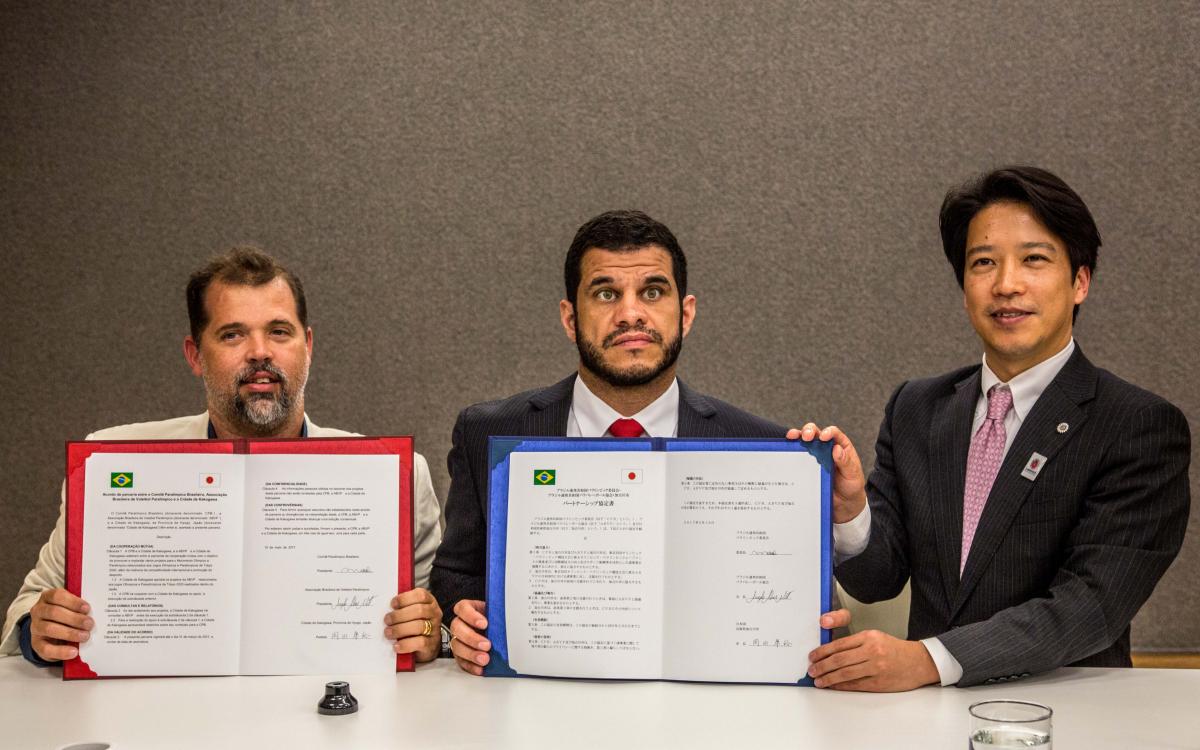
[317,681,359,715]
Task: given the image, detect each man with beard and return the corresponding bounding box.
[433,210,849,675]
[1,246,445,665]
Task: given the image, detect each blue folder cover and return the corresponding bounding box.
[484,437,833,685]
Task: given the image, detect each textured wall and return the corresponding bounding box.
[1,2,1197,649]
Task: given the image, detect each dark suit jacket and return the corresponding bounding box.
[836,347,1190,686]
[431,374,787,619]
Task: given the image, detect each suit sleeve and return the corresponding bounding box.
[835,382,913,602]
[939,400,1191,686]
[1,482,68,656]
[430,409,486,623]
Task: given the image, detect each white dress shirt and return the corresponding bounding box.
[834,339,1076,685]
[566,375,680,437]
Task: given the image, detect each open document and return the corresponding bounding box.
[484,438,831,685]
[63,437,414,679]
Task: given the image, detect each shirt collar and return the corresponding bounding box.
[571,375,680,438]
[205,415,309,439]
[980,338,1075,421]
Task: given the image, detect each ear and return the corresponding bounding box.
[183,335,203,377]
[559,299,577,342]
[680,294,697,338]
[1073,265,1091,305]
[305,327,314,363]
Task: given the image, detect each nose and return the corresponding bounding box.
[245,331,273,364]
[614,290,647,327]
[992,258,1024,297]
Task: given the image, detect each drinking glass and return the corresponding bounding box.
[969,699,1052,748]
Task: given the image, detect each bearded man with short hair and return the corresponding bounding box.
[431,210,847,675]
[2,246,445,665]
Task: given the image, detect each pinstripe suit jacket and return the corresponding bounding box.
[430,374,787,620]
[836,347,1190,686]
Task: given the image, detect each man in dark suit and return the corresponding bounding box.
[805,166,1190,690]
[433,210,848,674]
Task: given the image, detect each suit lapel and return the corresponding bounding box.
[525,374,575,436]
[929,369,980,608]
[676,379,718,437]
[952,348,1097,617]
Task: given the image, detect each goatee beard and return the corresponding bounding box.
[575,321,683,388]
[206,361,304,436]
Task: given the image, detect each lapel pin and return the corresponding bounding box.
[1056,422,1069,434]
[1021,452,1048,481]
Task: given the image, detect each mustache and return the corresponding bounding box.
[234,361,288,388]
[601,325,664,348]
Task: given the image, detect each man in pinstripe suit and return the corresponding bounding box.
[805,166,1190,691]
[433,210,849,674]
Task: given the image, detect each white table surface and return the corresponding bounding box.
[2,655,1196,749]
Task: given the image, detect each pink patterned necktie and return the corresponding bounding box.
[960,384,1013,573]
[608,418,645,438]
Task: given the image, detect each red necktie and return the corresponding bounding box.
[608,418,645,438]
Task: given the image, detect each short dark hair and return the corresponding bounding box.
[564,210,688,306]
[940,166,1101,321]
[186,245,308,340]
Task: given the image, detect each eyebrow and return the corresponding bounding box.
[586,274,673,289]
[212,319,296,335]
[966,241,1059,258]
[213,322,246,335]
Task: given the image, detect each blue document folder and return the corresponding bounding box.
[485,437,833,685]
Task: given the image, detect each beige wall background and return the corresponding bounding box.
[1,2,1196,649]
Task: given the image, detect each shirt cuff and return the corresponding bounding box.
[17,614,58,668]
[832,503,872,563]
[920,637,963,686]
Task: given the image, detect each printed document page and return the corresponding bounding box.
[503,451,666,678]
[79,453,246,676]
[238,454,400,675]
[662,451,821,683]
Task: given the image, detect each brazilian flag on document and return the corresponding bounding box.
[110,472,134,488]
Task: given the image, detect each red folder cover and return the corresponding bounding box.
[63,436,415,679]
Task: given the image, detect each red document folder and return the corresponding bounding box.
[64,436,415,679]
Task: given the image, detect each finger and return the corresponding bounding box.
[808,632,865,663]
[454,654,484,676]
[453,599,487,630]
[817,425,847,445]
[39,589,89,614]
[32,619,92,644]
[800,422,819,441]
[448,619,489,652]
[785,428,802,440]
[820,608,851,630]
[808,646,870,678]
[824,429,863,475]
[33,604,94,632]
[414,638,441,664]
[449,619,491,653]
[829,677,879,691]
[393,635,434,655]
[384,614,441,638]
[450,636,490,665]
[819,663,879,689]
[33,639,78,662]
[384,602,440,626]
[390,587,434,610]
[835,440,863,475]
